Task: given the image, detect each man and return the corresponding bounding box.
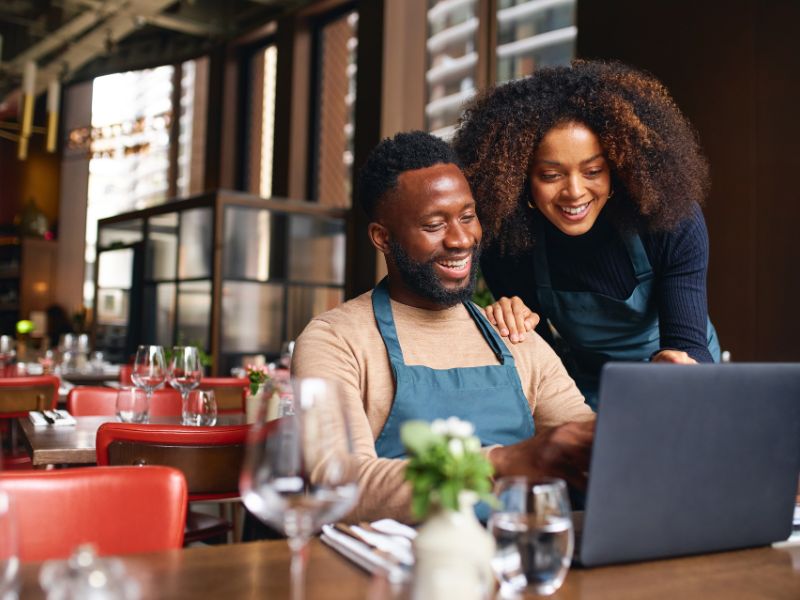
[292,131,594,523]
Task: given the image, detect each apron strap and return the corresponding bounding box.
[371,278,406,366]
[622,233,654,280]
[464,301,510,365]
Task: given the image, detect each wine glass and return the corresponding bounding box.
[0,489,20,600]
[488,477,574,597]
[168,346,203,425]
[131,345,166,412]
[240,378,359,599]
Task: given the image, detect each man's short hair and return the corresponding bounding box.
[357,131,461,220]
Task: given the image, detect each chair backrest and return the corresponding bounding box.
[198,377,248,413]
[0,465,187,562]
[96,423,249,500]
[119,364,132,386]
[67,386,182,416]
[0,375,59,417]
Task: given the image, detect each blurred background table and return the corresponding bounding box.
[16,539,800,599]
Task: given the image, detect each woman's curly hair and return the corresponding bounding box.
[453,59,710,255]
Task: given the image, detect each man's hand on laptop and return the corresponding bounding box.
[489,420,595,491]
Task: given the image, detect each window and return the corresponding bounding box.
[425,0,576,137]
[310,8,358,208]
[85,66,174,306]
[244,44,278,198]
[177,57,210,198]
[83,59,208,307]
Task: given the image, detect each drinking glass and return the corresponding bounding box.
[240,378,359,600]
[115,387,149,423]
[0,489,20,600]
[488,477,574,597]
[131,345,166,409]
[184,390,217,426]
[168,346,203,425]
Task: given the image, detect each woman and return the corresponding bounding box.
[454,60,720,409]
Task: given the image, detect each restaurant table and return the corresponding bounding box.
[16,538,800,599]
[17,414,246,467]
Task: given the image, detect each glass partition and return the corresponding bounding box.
[94,192,347,375]
[147,213,178,280]
[178,207,213,279]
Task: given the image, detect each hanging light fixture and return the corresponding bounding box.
[46,80,60,153]
[1,61,61,160]
[18,61,37,160]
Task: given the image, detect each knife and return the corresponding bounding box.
[40,410,55,425]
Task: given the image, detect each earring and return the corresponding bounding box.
[607,189,615,200]
[527,199,537,210]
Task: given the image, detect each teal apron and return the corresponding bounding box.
[371,278,535,460]
[532,220,720,410]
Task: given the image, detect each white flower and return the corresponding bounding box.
[445,416,475,439]
[447,438,464,457]
[431,419,448,436]
[464,436,480,453]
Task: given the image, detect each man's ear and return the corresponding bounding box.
[368,222,391,255]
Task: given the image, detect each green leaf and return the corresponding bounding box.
[400,420,441,455]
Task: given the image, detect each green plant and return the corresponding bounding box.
[471,270,495,308]
[245,364,271,396]
[401,417,495,520]
[165,338,213,369]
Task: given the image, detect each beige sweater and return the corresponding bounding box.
[292,290,593,523]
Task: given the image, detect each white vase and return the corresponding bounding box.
[245,382,286,423]
[412,491,495,600]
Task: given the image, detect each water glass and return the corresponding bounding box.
[183,390,217,426]
[115,387,149,423]
[0,490,20,600]
[488,477,574,597]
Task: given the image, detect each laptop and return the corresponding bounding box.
[577,362,800,567]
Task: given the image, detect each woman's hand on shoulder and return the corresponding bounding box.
[651,349,697,364]
[483,296,540,343]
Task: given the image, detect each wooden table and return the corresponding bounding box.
[18,414,246,467]
[16,538,800,599]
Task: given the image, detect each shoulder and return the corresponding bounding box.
[296,292,375,347]
[642,203,708,267]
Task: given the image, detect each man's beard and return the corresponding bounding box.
[388,241,481,307]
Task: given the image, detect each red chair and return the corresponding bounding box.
[67,386,182,417]
[198,377,248,413]
[0,466,187,562]
[96,423,249,543]
[119,364,133,386]
[0,375,60,470]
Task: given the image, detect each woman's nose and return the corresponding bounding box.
[564,174,586,200]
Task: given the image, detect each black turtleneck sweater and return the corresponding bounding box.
[480,204,714,363]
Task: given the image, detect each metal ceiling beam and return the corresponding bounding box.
[32,0,179,96]
[145,13,226,37]
[5,0,130,72]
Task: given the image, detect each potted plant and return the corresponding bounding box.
[401,417,496,600]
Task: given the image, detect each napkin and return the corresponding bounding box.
[28,410,77,427]
[320,519,415,583]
